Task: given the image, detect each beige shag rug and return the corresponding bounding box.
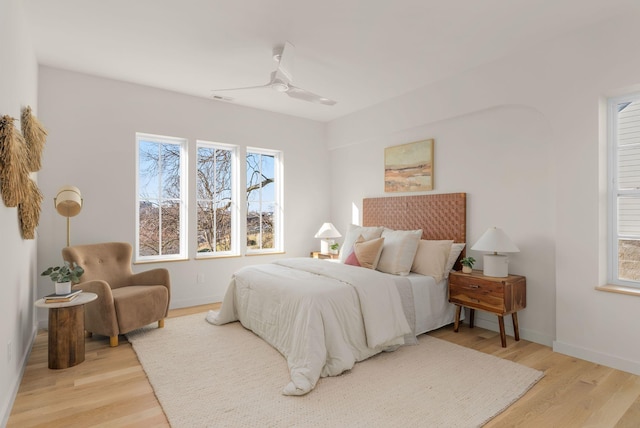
[127,313,543,428]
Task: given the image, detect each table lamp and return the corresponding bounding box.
[470,227,519,277]
[314,222,341,254]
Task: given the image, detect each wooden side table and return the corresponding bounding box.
[310,251,339,260]
[448,270,526,347]
[35,292,98,369]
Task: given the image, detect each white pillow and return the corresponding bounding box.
[376,228,423,276]
[444,243,466,277]
[411,240,454,282]
[338,225,384,262]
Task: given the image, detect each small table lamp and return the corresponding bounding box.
[314,222,341,254]
[471,227,519,277]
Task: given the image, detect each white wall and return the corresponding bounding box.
[0,0,39,425]
[36,67,329,321]
[328,11,640,374]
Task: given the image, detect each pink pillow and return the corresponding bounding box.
[344,236,385,269]
[345,250,361,267]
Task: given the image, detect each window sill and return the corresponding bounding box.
[595,284,640,297]
[134,257,189,265]
[245,251,286,257]
[195,253,241,260]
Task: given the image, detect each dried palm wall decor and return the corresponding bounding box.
[19,178,43,239]
[21,106,47,171]
[0,115,29,207]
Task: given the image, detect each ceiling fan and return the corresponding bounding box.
[212,41,337,106]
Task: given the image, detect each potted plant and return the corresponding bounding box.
[41,261,84,295]
[460,256,475,274]
[329,242,340,255]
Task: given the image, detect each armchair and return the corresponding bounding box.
[62,242,171,347]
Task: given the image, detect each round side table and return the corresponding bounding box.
[35,292,98,369]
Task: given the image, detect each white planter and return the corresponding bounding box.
[55,282,72,295]
[462,266,473,274]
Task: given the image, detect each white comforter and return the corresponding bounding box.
[206,258,413,396]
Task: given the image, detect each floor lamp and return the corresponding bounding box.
[54,185,83,247]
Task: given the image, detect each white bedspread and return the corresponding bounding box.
[207,258,413,396]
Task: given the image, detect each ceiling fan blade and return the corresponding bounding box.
[275,41,295,83]
[286,85,337,106]
[211,83,270,93]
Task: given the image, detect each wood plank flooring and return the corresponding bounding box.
[8,304,640,427]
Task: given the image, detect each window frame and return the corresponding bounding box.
[607,93,640,288]
[135,132,188,262]
[245,147,284,254]
[195,140,240,259]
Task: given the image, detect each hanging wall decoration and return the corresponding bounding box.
[18,178,43,239]
[384,139,434,192]
[21,105,48,172]
[0,115,29,207]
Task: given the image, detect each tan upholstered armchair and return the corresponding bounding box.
[62,242,171,347]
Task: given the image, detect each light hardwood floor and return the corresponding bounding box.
[8,304,640,427]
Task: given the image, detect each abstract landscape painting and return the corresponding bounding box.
[384,139,434,192]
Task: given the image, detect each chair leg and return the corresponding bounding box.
[158,319,165,328]
[109,336,119,347]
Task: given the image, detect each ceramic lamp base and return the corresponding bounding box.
[482,254,509,277]
[319,239,335,255]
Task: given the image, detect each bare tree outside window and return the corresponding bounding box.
[246,151,276,250]
[197,143,235,254]
[137,135,185,259]
[137,134,282,258]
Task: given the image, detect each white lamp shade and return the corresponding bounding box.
[471,227,519,254]
[55,186,83,217]
[314,223,342,239]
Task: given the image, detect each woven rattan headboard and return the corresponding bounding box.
[363,192,467,245]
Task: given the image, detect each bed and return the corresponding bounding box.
[208,193,467,396]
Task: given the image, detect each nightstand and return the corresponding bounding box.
[310,251,339,260]
[448,270,526,347]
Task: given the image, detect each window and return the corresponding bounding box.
[136,133,187,261]
[608,94,640,286]
[246,148,283,253]
[196,141,239,257]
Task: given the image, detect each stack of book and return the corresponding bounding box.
[44,289,82,303]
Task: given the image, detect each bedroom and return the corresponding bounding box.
[2,0,640,425]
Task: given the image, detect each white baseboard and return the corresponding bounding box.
[553,340,640,376]
[169,295,223,310]
[1,326,37,428]
[469,314,554,347]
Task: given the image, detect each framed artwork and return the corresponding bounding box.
[384,139,434,192]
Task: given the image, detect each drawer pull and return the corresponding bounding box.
[468,284,480,289]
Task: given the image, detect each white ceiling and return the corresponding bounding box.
[23,0,639,122]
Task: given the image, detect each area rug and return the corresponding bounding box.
[127,313,543,428]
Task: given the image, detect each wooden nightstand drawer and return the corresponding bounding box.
[449,271,525,315]
[449,280,505,313]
